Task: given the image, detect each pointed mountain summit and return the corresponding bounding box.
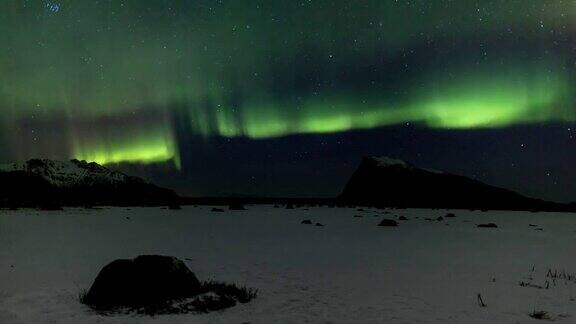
[339,156,570,211]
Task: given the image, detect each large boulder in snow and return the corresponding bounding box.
[82,255,201,309]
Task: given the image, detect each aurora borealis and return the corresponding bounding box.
[1,1,576,200]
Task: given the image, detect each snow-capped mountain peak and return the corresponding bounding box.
[366,156,444,174]
[0,159,136,187]
[367,156,410,168]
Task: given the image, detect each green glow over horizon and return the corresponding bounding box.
[72,130,180,169]
[205,65,574,139]
[1,1,576,165]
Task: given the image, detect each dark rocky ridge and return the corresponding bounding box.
[0,159,179,207]
[339,156,573,212]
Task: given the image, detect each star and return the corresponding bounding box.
[46,2,60,13]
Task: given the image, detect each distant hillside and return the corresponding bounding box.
[339,156,573,211]
[0,159,179,207]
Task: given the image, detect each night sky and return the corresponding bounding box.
[1,1,576,201]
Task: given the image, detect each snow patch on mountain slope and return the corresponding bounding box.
[368,156,444,174]
[369,156,410,168]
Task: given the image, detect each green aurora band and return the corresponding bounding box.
[69,62,573,168]
[72,129,180,168]
[208,65,573,139]
[1,1,575,166]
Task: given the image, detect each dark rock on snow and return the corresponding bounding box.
[301,219,313,224]
[378,219,399,227]
[39,203,64,211]
[82,255,202,309]
[81,255,257,314]
[211,208,225,212]
[477,223,498,228]
[228,203,246,210]
[398,216,408,221]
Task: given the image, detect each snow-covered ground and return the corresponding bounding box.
[0,206,575,323]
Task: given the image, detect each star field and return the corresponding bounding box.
[0,1,575,200]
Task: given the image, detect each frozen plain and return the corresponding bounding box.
[0,206,575,323]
